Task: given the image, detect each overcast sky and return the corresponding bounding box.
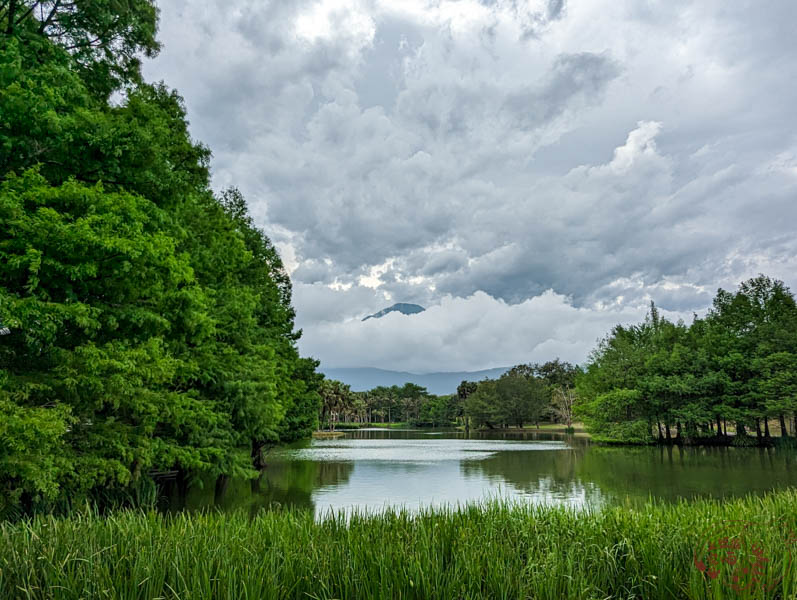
[143,0,797,373]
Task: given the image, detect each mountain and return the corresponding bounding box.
[320,366,511,395]
[362,303,425,321]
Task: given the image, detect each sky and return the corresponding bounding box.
[143,0,797,373]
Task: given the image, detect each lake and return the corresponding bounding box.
[162,429,797,516]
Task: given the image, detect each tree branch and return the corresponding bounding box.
[5,0,17,34]
[13,1,39,26]
[37,0,60,34]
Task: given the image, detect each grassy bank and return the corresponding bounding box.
[472,423,589,437]
[2,492,795,600]
[334,421,412,429]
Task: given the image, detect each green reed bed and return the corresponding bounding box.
[1,491,795,600]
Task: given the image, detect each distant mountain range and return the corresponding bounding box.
[362,303,425,321]
[320,366,511,395]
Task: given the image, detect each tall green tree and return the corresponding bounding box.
[0,0,320,515]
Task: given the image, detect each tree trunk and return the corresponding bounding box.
[175,469,190,511]
[736,421,746,437]
[780,414,789,437]
[214,474,229,505]
[755,419,763,440]
[764,418,771,439]
[251,439,267,470]
[675,421,682,442]
[657,419,664,442]
[716,414,723,437]
[665,421,672,443]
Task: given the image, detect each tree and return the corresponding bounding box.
[495,373,547,429]
[551,386,576,428]
[319,380,352,431]
[0,2,321,515]
[462,372,549,430]
[457,380,478,429]
[576,277,797,446]
[1,0,160,97]
[465,380,499,429]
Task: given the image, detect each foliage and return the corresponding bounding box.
[0,0,319,515]
[316,381,460,428]
[1,0,160,98]
[318,379,352,431]
[461,362,577,429]
[577,277,797,444]
[1,490,796,599]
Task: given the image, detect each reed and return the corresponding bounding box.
[1,491,795,599]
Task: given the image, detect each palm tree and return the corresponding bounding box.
[319,380,352,431]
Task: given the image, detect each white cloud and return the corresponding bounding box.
[297,289,689,372]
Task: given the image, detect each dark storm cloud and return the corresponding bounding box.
[143,0,797,370]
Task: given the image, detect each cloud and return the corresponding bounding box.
[143,0,797,370]
[297,289,688,372]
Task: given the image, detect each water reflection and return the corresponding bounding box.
[161,429,797,516]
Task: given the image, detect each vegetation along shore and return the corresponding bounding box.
[2,490,795,600]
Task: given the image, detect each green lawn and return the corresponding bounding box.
[333,421,412,429]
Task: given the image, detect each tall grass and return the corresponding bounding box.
[1,491,795,599]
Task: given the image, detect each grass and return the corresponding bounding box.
[472,422,590,435]
[311,431,346,439]
[2,491,796,599]
[334,421,412,429]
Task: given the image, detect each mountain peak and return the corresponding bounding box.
[362,303,425,321]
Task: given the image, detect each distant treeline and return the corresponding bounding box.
[0,1,320,518]
[318,381,458,428]
[577,275,797,445]
[319,360,579,430]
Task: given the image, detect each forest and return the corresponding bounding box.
[0,0,321,518]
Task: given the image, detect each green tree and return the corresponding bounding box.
[577,277,797,445]
[495,372,547,429]
[465,379,499,429]
[319,380,352,431]
[0,1,320,515]
[2,0,160,97]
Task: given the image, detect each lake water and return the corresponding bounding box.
[163,429,797,516]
